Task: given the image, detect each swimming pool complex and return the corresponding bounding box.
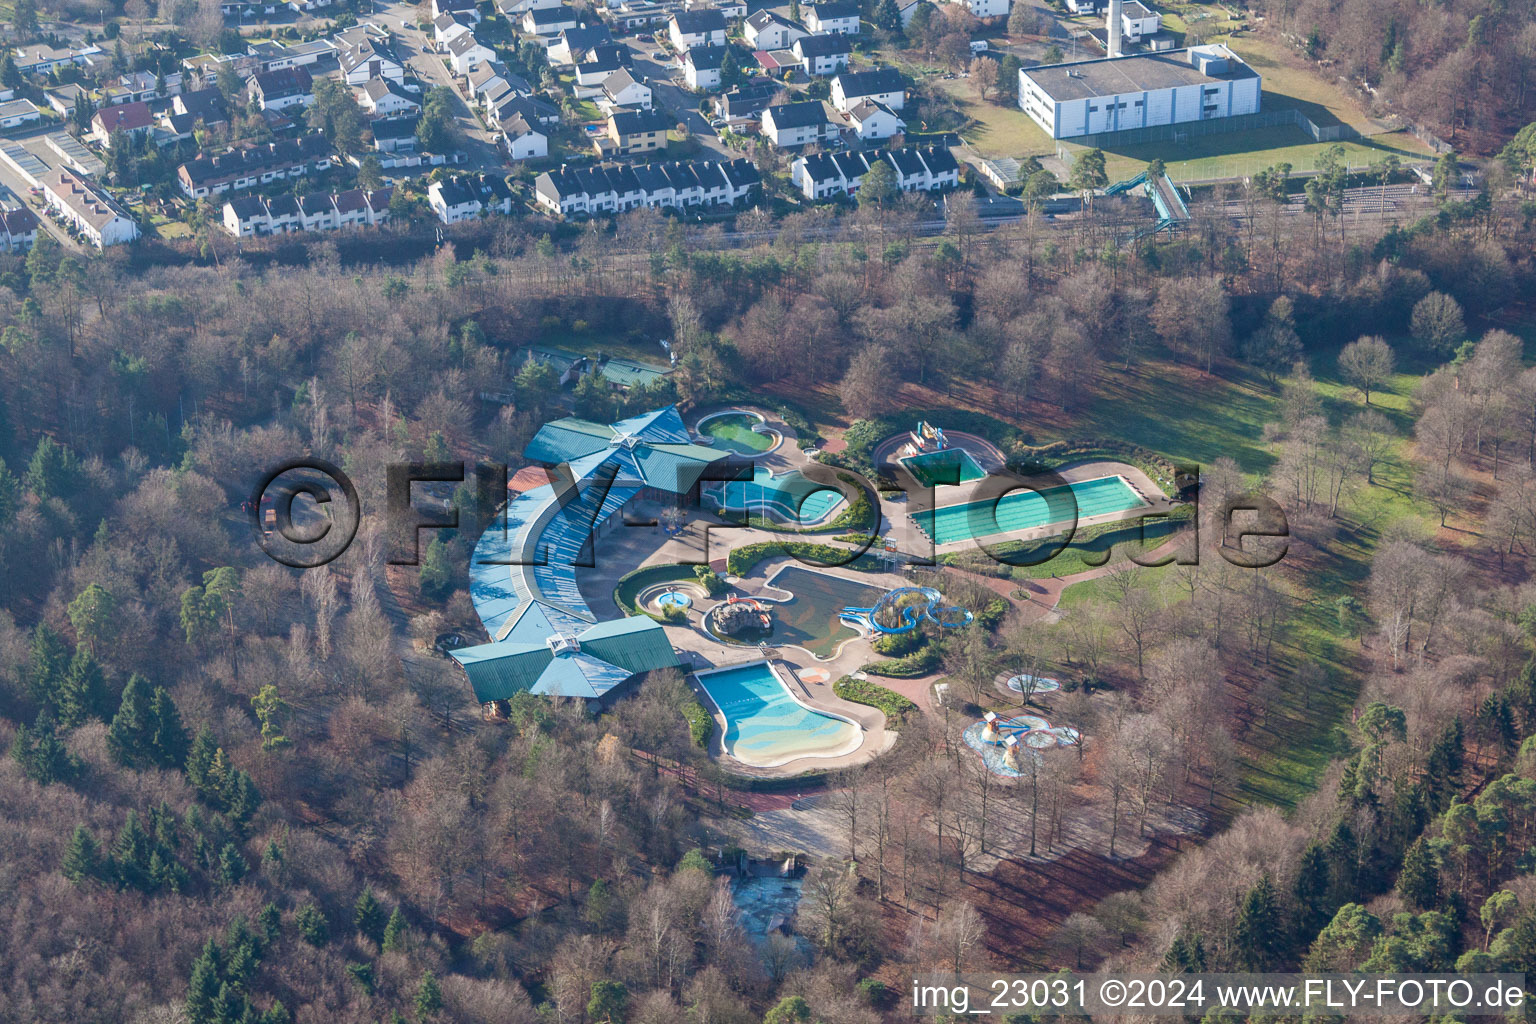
[698,411,777,455]
[911,475,1147,545]
[900,447,987,487]
[694,661,861,767]
[706,466,845,524]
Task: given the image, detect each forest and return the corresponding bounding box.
[0,159,1535,1023]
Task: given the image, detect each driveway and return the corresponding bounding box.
[623,42,738,159]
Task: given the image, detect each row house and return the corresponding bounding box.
[428,173,515,224]
[0,207,38,252]
[790,144,959,200]
[222,188,392,236]
[177,134,333,198]
[42,168,140,247]
[13,44,103,76]
[533,158,759,216]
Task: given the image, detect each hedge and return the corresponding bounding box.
[613,562,703,615]
[678,691,713,748]
[833,676,917,726]
[862,645,943,678]
[725,541,882,577]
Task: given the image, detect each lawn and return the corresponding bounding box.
[1068,125,1435,184]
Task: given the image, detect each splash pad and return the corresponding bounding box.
[963,711,1080,777]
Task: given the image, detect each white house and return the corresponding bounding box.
[831,67,905,112]
[791,145,958,200]
[791,33,851,76]
[357,78,421,116]
[683,46,726,91]
[897,0,929,25]
[534,158,759,216]
[668,9,727,50]
[761,99,836,148]
[496,0,561,14]
[550,25,613,64]
[42,168,140,247]
[432,0,480,21]
[248,67,314,111]
[0,98,42,129]
[449,33,498,74]
[602,68,652,110]
[844,98,904,140]
[223,188,393,236]
[0,208,38,252]
[523,5,580,34]
[744,10,804,50]
[502,114,549,160]
[428,173,515,223]
[955,0,1010,16]
[339,37,406,85]
[803,1,861,34]
[1018,44,1261,140]
[434,14,474,50]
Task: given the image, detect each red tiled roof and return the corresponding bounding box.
[94,101,152,133]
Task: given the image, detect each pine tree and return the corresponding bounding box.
[11,717,79,785]
[296,903,329,947]
[1292,841,1331,946]
[112,810,153,891]
[107,673,156,767]
[150,687,190,768]
[186,726,218,791]
[62,824,100,883]
[219,842,248,887]
[1422,718,1464,812]
[382,907,407,952]
[1234,874,1284,970]
[414,969,443,1020]
[419,536,453,601]
[873,0,902,34]
[257,903,282,945]
[27,622,70,711]
[185,941,222,1024]
[355,886,386,944]
[56,647,109,728]
[1162,931,1206,972]
[1397,837,1439,910]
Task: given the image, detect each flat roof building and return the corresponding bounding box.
[1018,44,1260,140]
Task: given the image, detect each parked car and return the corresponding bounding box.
[651,50,666,59]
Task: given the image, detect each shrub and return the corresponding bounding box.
[725,541,881,577]
[677,690,713,748]
[862,645,943,678]
[873,629,925,657]
[833,676,917,726]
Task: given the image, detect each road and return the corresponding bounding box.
[621,40,734,158]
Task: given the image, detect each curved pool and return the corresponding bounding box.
[657,590,693,610]
[694,661,860,767]
[706,466,845,524]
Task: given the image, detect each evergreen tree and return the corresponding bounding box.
[107,674,156,767]
[355,886,386,944]
[112,810,153,891]
[150,687,190,769]
[56,647,110,728]
[1396,837,1440,910]
[1422,718,1464,812]
[27,622,70,712]
[219,842,248,887]
[1325,819,1358,908]
[0,52,20,90]
[185,940,223,1024]
[186,726,218,791]
[62,824,100,883]
[587,979,627,1024]
[10,717,80,785]
[25,435,80,502]
[719,45,742,89]
[67,582,118,655]
[419,535,453,601]
[257,903,282,945]
[872,0,902,34]
[414,969,443,1020]
[296,903,329,947]
[382,907,408,952]
[1292,841,1331,944]
[1234,873,1284,970]
[1067,148,1108,202]
[1162,931,1207,972]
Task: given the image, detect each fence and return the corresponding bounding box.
[1060,106,1358,152]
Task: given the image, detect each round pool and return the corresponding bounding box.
[657,590,693,611]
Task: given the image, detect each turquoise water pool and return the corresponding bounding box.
[901,447,987,487]
[695,661,858,766]
[708,466,845,523]
[913,475,1146,545]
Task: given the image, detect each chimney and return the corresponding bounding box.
[1107,0,1123,57]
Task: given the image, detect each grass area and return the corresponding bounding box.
[1072,126,1435,184]
[529,330,672,370]
[833,675,918,726]
[612,562,700,615]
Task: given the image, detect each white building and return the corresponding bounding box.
[791,145,958,200]
[534,158,759,216]
[668,9,727,50]
[357,78,421,116]
[831,67,905,112]
[683,46,726,91]
[502,114,549,160]
[1116,0,1161,43]
[803,1,860,34]
[1018,44,1260,140]
[952,0,1010,16]
[0,98,42,129]
[744,10,804,49]
[602,68,652,110]
[449,33,497,74]
[42,168,140,247]
[428,173,515,223]
[844,99,904,140]
[791,33,850,76]
[761,99,837,148]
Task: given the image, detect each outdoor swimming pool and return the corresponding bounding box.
[695,661,860,767]
[699,412,777,455]
[901,447,987,487]
[912,475,1147,545]
[707,466,845,524]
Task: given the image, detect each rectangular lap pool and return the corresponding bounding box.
[695,661,860,767]
[912,475,1148,545]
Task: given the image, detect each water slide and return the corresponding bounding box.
[842,586,974,634]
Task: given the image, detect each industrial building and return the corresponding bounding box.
[1018,43,1260,140]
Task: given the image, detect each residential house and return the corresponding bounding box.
[339,37,405,85]
[432,0,481,21]
[668,9,727,50]
[1116,0,1162,43]
[550,25,614,65]
[956,0,1009,15]
[502,112,548,160]
[434,13,475,50]
[844,98,904,139]
[683,45,726,91]
[247,38,333,70]
[496,0,561,15]
[449,33,497,74]
[534,157,759,215]
[792,33,850,75]
[0,207,38,251]
[490,93,561,130]
[791,144,958,200]
[698,0,745,17]
[42,167,140,247]
[89,101,153,146]
[370,115,419,152]
[601,68,652,109]
[803,1,860,33]
[45,84,88,117]
[175,88,230,126]
[468,62,524,99]
[263,194,301,232]
[111,70,184,103]
[744,10,804,49]
[831,67,905,111]
[0,98,43,130]
[604,107,669,156]
[716,82,783,118]
[896,0,929,26]
[428,173,514,223]
[222,187,392,236]
[574,47,629,86]
[608,0,666,30]
[176,133,333,198]
[357,78,421,117]
[523,5,580,35]
[13,44,101,76]
[760,99,836,147]
[249,68,315,111]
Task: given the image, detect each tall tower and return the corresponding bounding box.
[1107,0,1123,57]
